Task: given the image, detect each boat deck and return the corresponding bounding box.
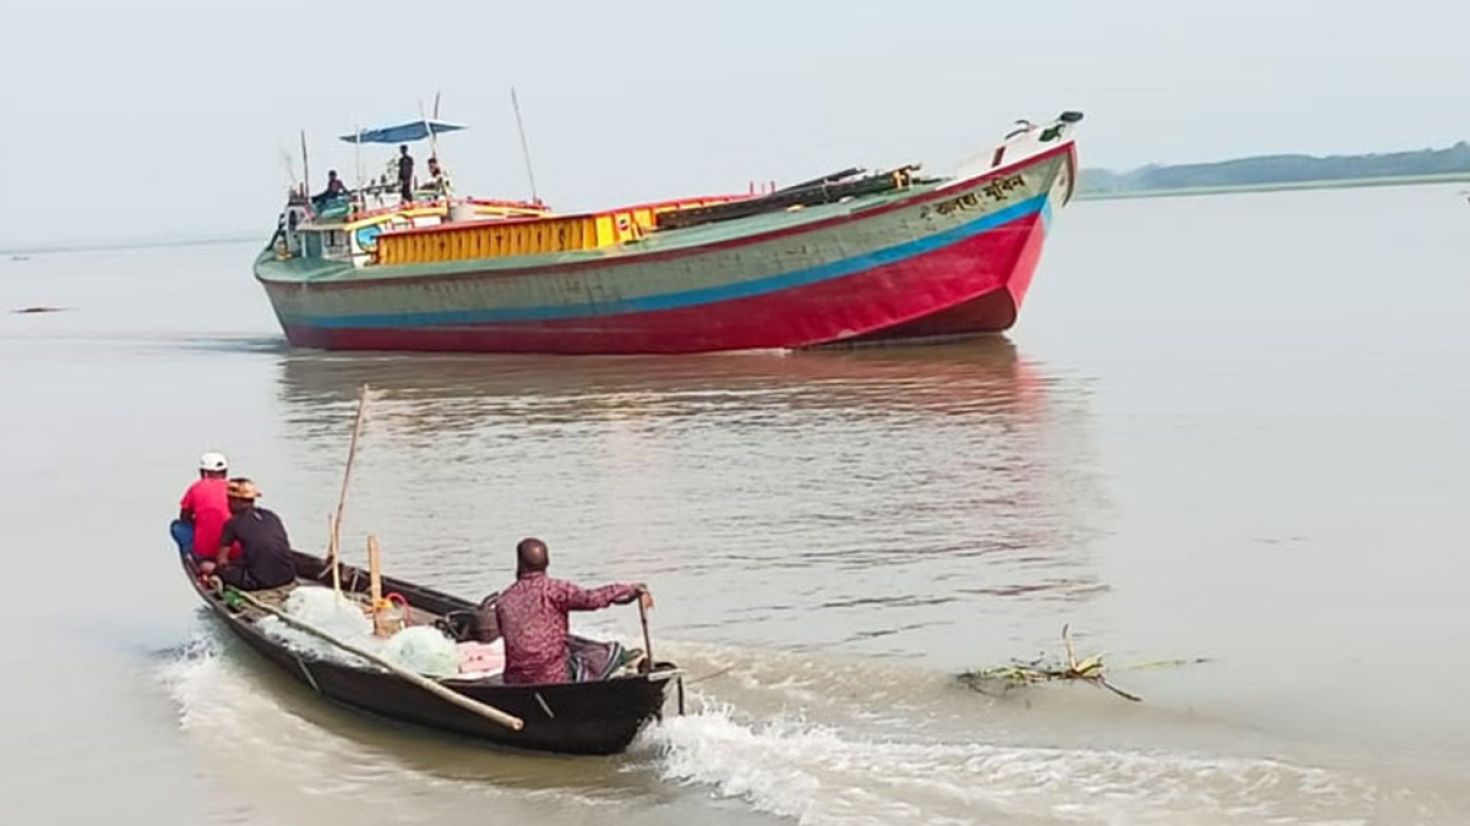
[257,180,946,284]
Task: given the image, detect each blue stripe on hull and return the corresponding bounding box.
[301,194,1049,330]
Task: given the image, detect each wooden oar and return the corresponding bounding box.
[227,587,525,732]
[636,592,654,674]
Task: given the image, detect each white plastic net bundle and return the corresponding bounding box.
[256,586,377,664]
[284,586,373,637]
[382,626,460,679]
[255,585,468,679]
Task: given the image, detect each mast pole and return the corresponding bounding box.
[354,123,363,195]
[300,129,310,199]
[510,87,540,204]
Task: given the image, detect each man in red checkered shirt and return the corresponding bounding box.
[493,538,652,685]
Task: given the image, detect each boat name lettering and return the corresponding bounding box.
[980,175,1027,202]
[923,175,1026,218]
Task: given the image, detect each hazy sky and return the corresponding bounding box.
[1,0,1466,246]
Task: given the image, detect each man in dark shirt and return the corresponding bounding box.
[311,170,349,212]
[397,145,414,202]
[199,479,297,591]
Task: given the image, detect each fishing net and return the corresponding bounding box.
[257,586,376,664]
[254,586,473,679]
[382,626,460,679]
[283,586,373,638]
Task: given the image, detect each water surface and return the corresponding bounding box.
[2,183,1466,824]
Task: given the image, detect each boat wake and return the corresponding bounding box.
[157,628,1452,825]
[156,631,408,795]
[154,629,623,821]
[639,702,1378,826]
[624,641,1432,825]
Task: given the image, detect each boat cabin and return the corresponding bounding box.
[270,116,772,271]
[274,196,546,268]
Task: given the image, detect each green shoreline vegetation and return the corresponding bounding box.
[1079,142,1470,200]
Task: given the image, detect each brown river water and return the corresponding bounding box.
[2,184,1467,825]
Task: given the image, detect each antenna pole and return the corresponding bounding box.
[510,87,540,204]
[432,91,442,162]
[300,129,310,198]
[353,122,363,193]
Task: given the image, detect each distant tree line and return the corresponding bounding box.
[1080,142,1470,193]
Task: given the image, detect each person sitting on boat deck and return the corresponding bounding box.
[311,170,349,211]
[173,451,233,559]
[397,144,415,202]
[422,156,452,198]
[197,479,296,591]
[493,538,651,685]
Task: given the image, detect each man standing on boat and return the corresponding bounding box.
[397,144,414,203]
[198,479,296,591]
[494,538,651,685]
[173,451,232,559]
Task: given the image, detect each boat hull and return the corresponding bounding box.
[258,144,1074,354]
[185,551,675,755]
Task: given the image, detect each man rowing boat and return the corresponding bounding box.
[493,538,651,685]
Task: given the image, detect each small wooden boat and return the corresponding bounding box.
[183,549,680,755]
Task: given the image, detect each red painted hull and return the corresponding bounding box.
[260,138,1076,355]
[283,211,1046,354]
[841,202,1050,345]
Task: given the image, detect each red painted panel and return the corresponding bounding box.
[285,214,1042,354]
[842,216,1048,343]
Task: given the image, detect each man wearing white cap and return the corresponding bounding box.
[176,451,233,561]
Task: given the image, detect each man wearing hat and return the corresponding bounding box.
[199,479,296,591]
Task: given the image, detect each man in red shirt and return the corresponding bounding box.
[493,538,651,686]
[177,451,234,561]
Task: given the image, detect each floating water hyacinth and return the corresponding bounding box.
[957,624,1203,703]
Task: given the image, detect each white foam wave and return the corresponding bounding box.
[155,629,386,791]
[639,703,1378,826]
[154,629,626,819]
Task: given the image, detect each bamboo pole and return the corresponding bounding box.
[367,534,390,636]
[229,587,524,731]
[324,384,371,587]
[368,535,383,607]
[327,514,341,595]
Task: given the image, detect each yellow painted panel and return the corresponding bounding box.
[376,197,746,267]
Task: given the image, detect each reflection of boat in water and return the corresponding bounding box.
[275,337,1041,426]
[273,340,1108,637]
[256,112,1081,354]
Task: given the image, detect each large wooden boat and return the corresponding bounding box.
[184,549,679,755]
[256,113,1081,354]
